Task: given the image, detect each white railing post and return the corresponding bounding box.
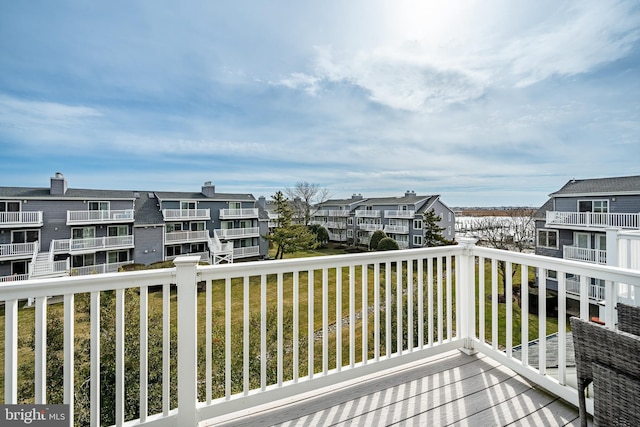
[457,238,478,354]
[174,256,201,427]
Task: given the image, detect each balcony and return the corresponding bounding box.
[355,210,381,218]
[384,209,415,218]
[0,241,38,261]
[233,245,260,258]
[67,209,134,225]
[546,211,640,230]
[0,211,44,228]
[563,245,607,264]
[165,230,209,244]
[53,235,135,253]
[219,208,259,219]
[358,223,383,231]
[384,224,409,234]
[214,227,260,239]
[316,209,350,217]
[70,261,134,276]
[162,208,210,221]
[567,277,605,301]
[2,242,640,426]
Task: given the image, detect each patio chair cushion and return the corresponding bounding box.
[592,362,640,427]
[617,303,640,336]
[570,317,640,427]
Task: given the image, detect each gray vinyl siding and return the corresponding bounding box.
[133,226,165,265]
[554,195,640,213]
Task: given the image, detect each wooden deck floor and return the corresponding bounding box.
[202,350,585,427]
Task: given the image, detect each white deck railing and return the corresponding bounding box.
[355,210,381,217]
[162,209,211,221]
[384,224,410,234]
[0,241,39,259]
[219,208,259,219]
[2,241,640,426]
[563,245,607,264]
[232,245,260,258]
[53,236,134,252]
[0,211,43,227]
[70,261,134,276]
[546,211,640,229]
[384,210,415,218]
[66,210,134,225]
[165,230,209,244]
[214,227,260,239]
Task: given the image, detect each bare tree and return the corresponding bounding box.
[474,208,535,253]
[473,208,536,300]
[285,181,331,226]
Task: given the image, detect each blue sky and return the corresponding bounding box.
[1,1,639,207]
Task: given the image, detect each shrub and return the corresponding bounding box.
[369,230,387,250]
[377,237,399,251]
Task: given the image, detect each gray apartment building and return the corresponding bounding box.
[311,191,455,249]
[534,175,640,316]
[0,173,269,281]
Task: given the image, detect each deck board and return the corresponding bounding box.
[201,350,583,427]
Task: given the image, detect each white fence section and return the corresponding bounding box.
[0,211,43,226]
[67,210,134,224]
[1,241,640,426]
[546,211,640,229]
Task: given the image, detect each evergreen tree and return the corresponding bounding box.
[264,191,317,258]
[423,209,451,247]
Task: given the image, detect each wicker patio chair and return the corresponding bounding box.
[570,317,640,427]
[617,303,640,336]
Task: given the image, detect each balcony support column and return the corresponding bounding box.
[458,237,478,355]
[175,256,201,427]
[600,228,620,326]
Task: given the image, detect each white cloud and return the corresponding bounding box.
[279,1,640,112]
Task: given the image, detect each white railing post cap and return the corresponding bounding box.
[173,255,202,265]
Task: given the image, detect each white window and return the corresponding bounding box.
[190,243,205,253]
[413,219,423,229]
[578,200,608,213]
[0,201,20,212]
[108,250,129,263]
[108,225,129,236]
[413,235,423,246]
[12,230,39,243]
[181,201,196,210]
[72,253,95,267]
[88,201,109,211]
[190,222,205,231]
[537,229,558,249]
[166,223,183,232]
[72,227,96,239]
[229,202,242,211]
[166,245,182,257]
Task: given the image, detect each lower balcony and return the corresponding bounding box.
[69,261,134,276]
[563,245,607,264]
[214,227,260,239]
[0,241,38,261]
[2,242,639,426]
[164,230,209,244]
[233,245,260,258]
[53,236,135,253]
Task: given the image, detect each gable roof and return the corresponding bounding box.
[550,175,640,197]
[0,186,137,200]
